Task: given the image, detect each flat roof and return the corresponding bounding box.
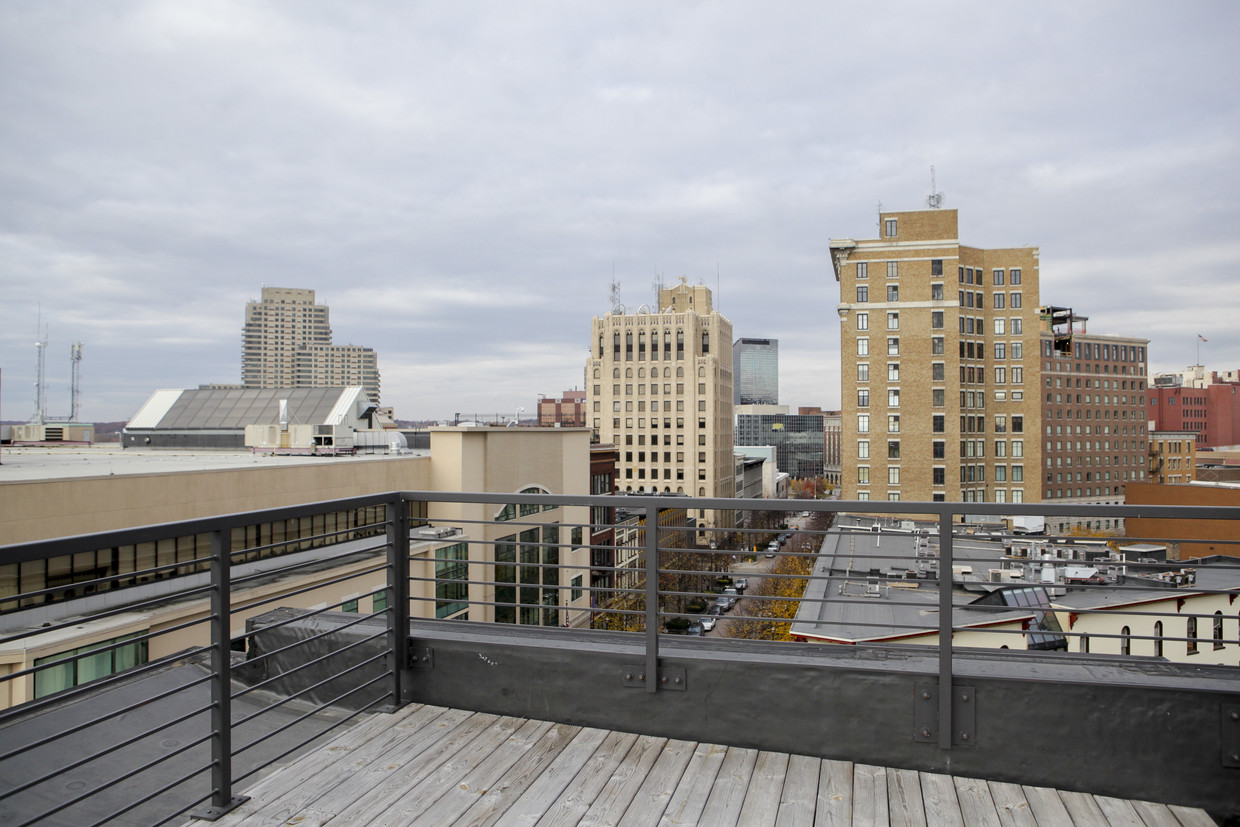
[0,444,429,483]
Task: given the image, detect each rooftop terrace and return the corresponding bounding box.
[1,492,1237,825]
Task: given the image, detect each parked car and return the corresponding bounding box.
[734,577,748,593]
[686,622,704,636]
[707,602,722,616]
[700,616,716,632]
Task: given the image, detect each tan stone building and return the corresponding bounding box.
[0,428,592,706]
[586,280,735,532]
[830,209,1042,504]
[242,286,381,403]
[1148,431,1197,485]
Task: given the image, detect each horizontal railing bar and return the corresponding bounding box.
[229,692,393,787]
[231,667,391,758]
[0,647,212,726]
[232,629,389,704]
[0,669,213,765]
[18,726,214,827]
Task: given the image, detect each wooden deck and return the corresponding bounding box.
[197,704,1217,826]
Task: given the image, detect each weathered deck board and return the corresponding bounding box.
[182,705,1220,827]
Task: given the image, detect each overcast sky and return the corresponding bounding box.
[2,2,1238,424]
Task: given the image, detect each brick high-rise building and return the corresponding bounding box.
[586,279,735,532]
[830,209,1041,504]
[242,287,380,403]
[1038,307,1149,508]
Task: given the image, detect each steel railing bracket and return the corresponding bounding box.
[914,684,976,747]
[622,664,687,691]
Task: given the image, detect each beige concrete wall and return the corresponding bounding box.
[0,456,433,545]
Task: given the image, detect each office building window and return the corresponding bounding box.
[857,389,870,407]
[931,259,943,276]
[888,389,900,407]
[993,269,1005,286]
[885,218,897,237]
[931,284,944,301]
[995,343,1006,359]
[857,285,869,302]
[933,440,945,459]
[858,466,870,484]
[888,466,900,484]
[1012,342,1023,359]
[993,293,1005,310]
[857,440,869,459]
[887,337,899,355]
[1010,269,1022,285]
[857,414,869,433]
[857,338,869,356]
[888,440,900,459]
[887,261,898,278]
[887,285,899,301]
[933,467,945,485]
[858,363,869,381]
[856,262,868,279]
[932,414,944,433]
[932,363,944,381]
[889,363,900,382]
[857,312,868,330]
[994,318,1006,335]
[932,337,944,355]
[933,389,945,407]
[1011,292,1022,309]
[931,310,944,329]
[887,312,899,330]
[888,415,900,433]
[1011,318,1023,334]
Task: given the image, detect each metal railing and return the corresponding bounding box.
[1,491,1238,824]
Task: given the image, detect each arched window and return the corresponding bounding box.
[1214,611,1225,650]
[1187,616,1198,655]
[1079,634,1089,654]
[1120,626,1131,656]
[1154,621,1163,658]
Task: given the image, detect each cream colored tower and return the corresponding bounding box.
[830,209,1042,504]
[586,280,735,531]
[242,286,381,403]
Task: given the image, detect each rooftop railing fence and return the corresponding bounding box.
[0,492,1238,825]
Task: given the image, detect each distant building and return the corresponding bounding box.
[121,386,380,450]
[1148,365,1240,451]
[831,208,1041,505]
[242,287,380,404]
[586,280,735,533]
[733,338,779,405]
[1149,430,1196,485]
[734,408,825,478]
[1037,306,1150,532]
[538,391,586,427]
[831,207,1149,518]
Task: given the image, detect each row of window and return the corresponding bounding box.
[854,259,1023,287]
[1080,614,1234,656]
[601,330,712,361]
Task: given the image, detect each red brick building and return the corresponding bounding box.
[1148,367,1240,451]
[537,391,586,427]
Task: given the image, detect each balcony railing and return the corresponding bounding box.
[0,492,1238,825]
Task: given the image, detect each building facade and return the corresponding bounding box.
[831,209,1042,504]
[1149,430,1197,485]
[734,410,825,478]
[538,391,587,427]
[242,287,380,403]
[586,280,735,531]
[733,338,779,405]
[1148,366,1240,451]
[1037,306,1150,531]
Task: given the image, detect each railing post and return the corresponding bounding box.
[644,505,660,692]
[386,495,412,710]
[937,509,954,751]
[194,529,247,819]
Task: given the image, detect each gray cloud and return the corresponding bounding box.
[2,1,1238,422]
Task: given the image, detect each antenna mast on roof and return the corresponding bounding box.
[926,165,944,209]
[609,269,622,313]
